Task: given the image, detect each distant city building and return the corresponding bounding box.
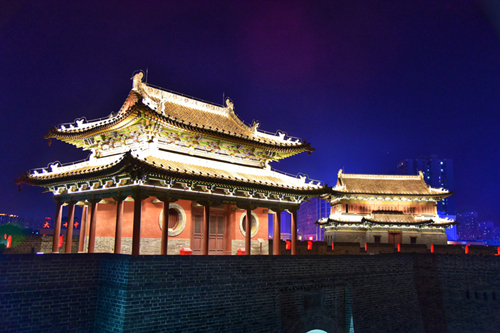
[477,221,495,239]
[456,212,478,240]
[0,213,20,225]
[318,170,455,247]
[297,197,329,241]
[438,211,458,241]
[397,155,455,215]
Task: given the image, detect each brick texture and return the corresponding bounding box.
[1,253,499,332]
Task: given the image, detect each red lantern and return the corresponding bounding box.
[307,241,312,250]
[331,242,334,251]
[286,240,291,250]
[6,235,12,249]
[431,244,434,253]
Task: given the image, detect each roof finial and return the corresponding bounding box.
[225,98,234,110]
[132,72,144,91]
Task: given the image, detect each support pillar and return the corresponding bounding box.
[132,191,145,255]
[202,204,210,255]
[64,201,75,253]
[161,200,170,255]
[273,210,282,255]
[52,200,63,253]
[245,207,252,255]
[78,204,88,252]
[114,197,125,254]
[88,200,98,253]
[291,210,298,255]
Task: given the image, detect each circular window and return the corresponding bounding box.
[167,209,179,230]
[239,211,259,238]
[158,203,186,236]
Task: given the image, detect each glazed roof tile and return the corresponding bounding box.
[17,151,323,194]
[362,211,432,224]
[44,74,314,154]
[332,170,451,196]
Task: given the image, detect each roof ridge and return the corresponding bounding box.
[341,173,422,180]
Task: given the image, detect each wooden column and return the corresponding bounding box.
[161,200,170,255]
[64,201,75,253]
[273,210,282,255]
[78,204,88,252]
[88,200,98,253]
[52,200,63,253]
[202,204,210,255]
[131,192,146,256]
[114,197,125,254]
[291,210,298,255]
[245,207,252,255]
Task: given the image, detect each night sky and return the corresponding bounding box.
[1,1,499,223]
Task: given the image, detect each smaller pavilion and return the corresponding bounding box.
[318,170,455,247]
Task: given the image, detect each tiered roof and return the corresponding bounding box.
[16,73,322,206]
[45,73,313,159]
[317,211,455,228]
[17,150,322,194]
[331,170,452,197]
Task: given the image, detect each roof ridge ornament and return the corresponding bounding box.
[225,98,234,110]
[132,72,144,91]
[251,120,260,133]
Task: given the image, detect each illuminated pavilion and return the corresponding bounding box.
[318,170,455,247]
[16,72,324,255]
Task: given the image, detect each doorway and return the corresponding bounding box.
[388,232,402,248]
[191,208,226,255]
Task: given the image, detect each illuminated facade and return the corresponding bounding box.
[318,170,455,247]
[16,73,324,255]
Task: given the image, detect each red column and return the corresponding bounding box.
[132,193,142,255]
[114,197,124,254]
[202,205,210,255]
[88,200,98,253]
[291,210,298,255]
[78,204,88,252]
[52,201,63,253]
[245,207,252,255]
[161,201,170,255]
[273,210,282,255]
[65,201,75,253]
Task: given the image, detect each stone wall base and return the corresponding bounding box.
[231,239,269,255]
[89,237,191,255]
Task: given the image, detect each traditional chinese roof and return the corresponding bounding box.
[317,210,455,228]
[44,73,314,158]
[331,169,452,197]
[16,151,324,195]
[361,211,433,225]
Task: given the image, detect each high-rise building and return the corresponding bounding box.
[456,211,478,240]
[397,155,455,215]
[0,214,20,225]
[297,197,329,241]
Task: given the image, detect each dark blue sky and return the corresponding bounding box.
[1,1,499,222]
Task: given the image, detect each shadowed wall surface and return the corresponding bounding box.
[1,254,499,333]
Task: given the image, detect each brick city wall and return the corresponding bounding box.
[1,253,499,333]
[2,236,80,254]
[269,240,500,256]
